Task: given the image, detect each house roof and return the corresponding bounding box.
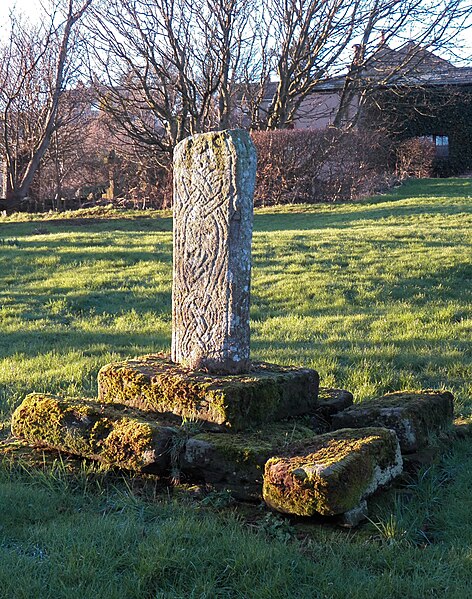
[312,43,472,92]
[364,42,455,76]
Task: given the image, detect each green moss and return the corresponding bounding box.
[11,393,176,472]
[332,390,454,452]
[193,420,316,465]
[263,428,401,516]
[180,420,319,500]
[101,419,155,470]
[364,390,453,411]
[179,131,230,174]
[98,354,319,430]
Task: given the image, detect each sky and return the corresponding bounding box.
[1,0,472,64]
[0,0,43,22]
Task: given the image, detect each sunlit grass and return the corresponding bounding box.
[0,178,471,597]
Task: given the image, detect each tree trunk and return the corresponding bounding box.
[6,0,92,213]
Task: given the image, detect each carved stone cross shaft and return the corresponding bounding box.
[171,130,257,373]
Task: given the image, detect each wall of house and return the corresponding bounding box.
[362,85,472,175]
[292,91,360,130]
[293,92,342,129]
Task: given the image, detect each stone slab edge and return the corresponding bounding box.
[263,427,403,517]
[331,390,454,453]
[97,354,319,430]
[11,393,177,472]
[180,420,320,500]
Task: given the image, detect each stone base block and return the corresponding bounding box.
[317,388,353,417]
[98,354,319,431]
[263,427,402,517]
[314,388,354,430]
[331,390,454,453]
[181,421,318,500]
[11,393,177,472]
[339,500,369,527]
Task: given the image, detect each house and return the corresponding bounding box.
[264,43,472,174]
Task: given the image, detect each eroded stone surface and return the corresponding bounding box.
[11,393,176,472]
[339,499,369,527]
[331,390,454,453]
[98,354,319,430]
[181,420,319,499]
[172,130,256,374]
[316,388,354,424]
[263,427,402,517]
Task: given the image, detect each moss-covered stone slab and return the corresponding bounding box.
[11,393,177,472]
[0,437,51,465]
[98,354,319,430]
[0,437,109,472]
[317,388,353,415]
[181,420,319,500]
[263,427,402,517]
[331,390,454,453]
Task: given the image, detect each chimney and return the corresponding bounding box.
[352,44,362,66]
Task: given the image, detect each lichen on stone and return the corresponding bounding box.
[263,427,402,517]
[331,390,454,452]
[11,393,176,472]
[98,353,319,430]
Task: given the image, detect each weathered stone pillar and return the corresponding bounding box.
[1,158,11,201]
[172,130,256,373]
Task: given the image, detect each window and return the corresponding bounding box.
[435,135,449,158]
[419,134,449,158]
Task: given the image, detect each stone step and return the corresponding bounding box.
[180,420,320,500]
[12,393,407,525]
[263,427,402,517]
[98,353,319,431]
[11,393,177,473]
[11,388,354,503]
[331,390,454,453]
[317,387,353,415]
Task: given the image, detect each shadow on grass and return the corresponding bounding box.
[0,215,173,238]
[0,328,170,359]
[254,199,472,232]
[0,240,174,283]
[0,288,172,317]
[250,260,472,320]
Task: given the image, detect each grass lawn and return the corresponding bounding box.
[0,178,471,598]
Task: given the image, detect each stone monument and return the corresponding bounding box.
[97,130,319,429]
[14,128,451,526]
[172,130,256,374]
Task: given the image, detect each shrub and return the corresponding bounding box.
[395,137,436,179]
[18,126,399,212]
[251,128,393,205]
[111,150,173,210]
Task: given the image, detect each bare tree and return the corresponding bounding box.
[250,0,471,130]
[38,83,107,209]
[332,0,472,128]
[0,0,92,211]
[87,0,471,143]
[86,0,257,154]
[262,0,360,130]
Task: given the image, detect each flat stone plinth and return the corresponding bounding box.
[263,427,402,517]
[11,393,176,472]
[331,390,454,453]
[98,354,319,430]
